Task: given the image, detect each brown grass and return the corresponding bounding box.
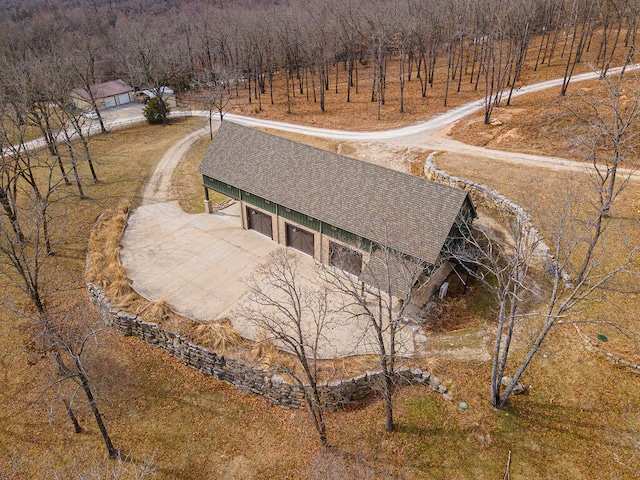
[171,134,227,214]
[2,31,640,479]
[449,75,640,167]
[192,319,244,352]
[146,300,172,323]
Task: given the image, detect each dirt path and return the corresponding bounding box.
[392,124,640,179]
[142,124,212,204]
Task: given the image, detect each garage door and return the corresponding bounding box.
[247,207,272,239]
[329,242,362,276]
[118,93,131,105]
[104,96,117,108]
[286,224,314,257]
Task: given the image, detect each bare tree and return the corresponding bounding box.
[560,0,598,96]
[0,97,117,457]
[237,248,334,448]
[450,71,640,408]
[66,16,112,134]
[29,304,119,459]
[193,68,233,139]
[0,146,60,312]
[321,242,426,432]
[563,69,639,216]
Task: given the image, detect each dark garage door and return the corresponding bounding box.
[247,207,273,239]
[286,224,314,256]
[329,242,362,276]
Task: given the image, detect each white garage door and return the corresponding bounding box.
[104,96,117,108]
[118,93,131,105]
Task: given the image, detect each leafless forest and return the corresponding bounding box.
[0,0,637,124]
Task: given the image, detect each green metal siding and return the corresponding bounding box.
[322,223,371,251]
[203,176,239,199]
[202,176,381,253]
[280,208,320,231]
[243,191,277,213]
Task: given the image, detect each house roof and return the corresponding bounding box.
[359,249,423,299]
[198,121,472,265]
[72,79,133,102]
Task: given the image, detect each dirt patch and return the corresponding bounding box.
[428,326,492,362]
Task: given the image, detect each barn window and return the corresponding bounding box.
[329,242,362,276]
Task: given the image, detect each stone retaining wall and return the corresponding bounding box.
[88,283,443,409]
[424,152,552,263]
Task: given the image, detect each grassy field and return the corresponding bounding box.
[171,133,227,214]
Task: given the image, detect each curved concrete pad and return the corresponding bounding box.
[120,201,417,359]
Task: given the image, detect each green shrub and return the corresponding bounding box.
[143,96,170,125]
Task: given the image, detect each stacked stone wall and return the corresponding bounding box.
[88,284,442,409]
[424,152,552,263]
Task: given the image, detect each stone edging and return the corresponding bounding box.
[424,152,552,264]
[573,325,640,373]
[87,283,449,409]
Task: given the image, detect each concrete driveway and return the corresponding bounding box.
[120,201,419,358]
[121,201,276,320]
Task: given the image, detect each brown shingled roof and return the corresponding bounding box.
[72,79,133,102]
[198,121,471,265]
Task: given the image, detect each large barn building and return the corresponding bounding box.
[198,121,475,299]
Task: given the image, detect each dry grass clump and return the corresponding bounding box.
[86,205,130,296]
[147,299,171,323]
[112,293,139,310]
[105,278,131,299]
[250,335,301,376]
[192,319,244,352]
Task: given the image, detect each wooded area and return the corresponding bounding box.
[0,0,637,130]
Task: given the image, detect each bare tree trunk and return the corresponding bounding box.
[444,43,454,107]
[457,36,464,93]
[70,116,98,183]
[0,187,24,242]
[399,52,405,114]
[347,59,353,102]
[76,362,118,459]
[561,2,595,96]
[285,68,291,114]
[269,70,274,105]
[64,142,85,199]
[319,64,326,113]
[63,399,83,434]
